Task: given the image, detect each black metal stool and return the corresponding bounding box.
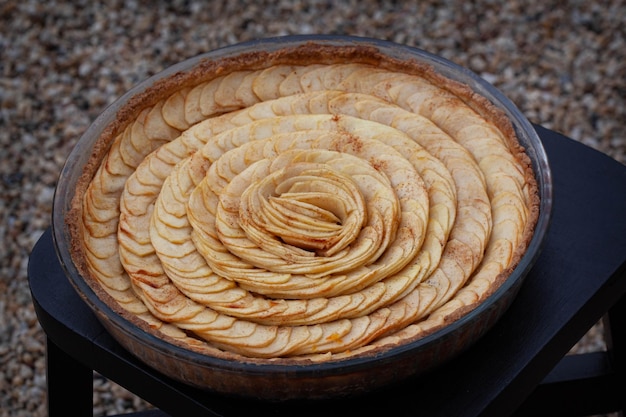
[29,125,626,416]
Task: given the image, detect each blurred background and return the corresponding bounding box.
[1,1,624,415]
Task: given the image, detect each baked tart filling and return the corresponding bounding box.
[68,43,539,363]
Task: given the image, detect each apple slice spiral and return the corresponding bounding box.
[76,57,538,360]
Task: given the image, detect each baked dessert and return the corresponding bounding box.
[67,42,540,363]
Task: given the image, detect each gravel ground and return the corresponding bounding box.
[1,0,624,415]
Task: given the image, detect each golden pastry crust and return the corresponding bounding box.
[67,42,540,364]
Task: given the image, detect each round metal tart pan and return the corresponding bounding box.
[52,35,552,401]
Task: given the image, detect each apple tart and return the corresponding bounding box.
[68,43,540,363]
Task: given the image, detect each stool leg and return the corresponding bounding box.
[603,293,626,417]
[46,337,93,416]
